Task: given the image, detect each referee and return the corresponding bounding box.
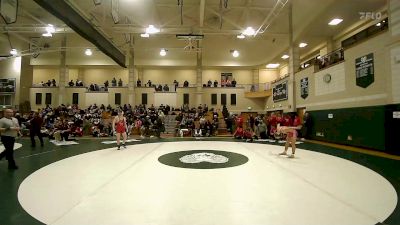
[0,109,19,170]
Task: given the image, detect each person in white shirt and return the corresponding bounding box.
[0,109,20,170]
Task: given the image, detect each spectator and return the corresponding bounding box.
[68,80,74,87]
[104,80,109,88]
[231,78,237,87]
[163,84,169,92]
[207,80,212,87]
[40,81,45,87]
[118,78,123,87]
[226,79,232,87]
[173,80,179,90]
[137,79,142,87]
[183,80,189,87]
[46,80,51,87]
[213,80,218,87]
[112,77,117,87]
[51,79,57,87]
[29,112,44,147]
[147,80,152,87]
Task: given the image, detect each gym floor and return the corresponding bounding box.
[0,137,399,225]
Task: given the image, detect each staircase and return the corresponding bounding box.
[164,115,177,135]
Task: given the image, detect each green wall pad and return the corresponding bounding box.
[308,104,400,155]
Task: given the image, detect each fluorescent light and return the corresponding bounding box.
[376,22,381,27]
[85,49,92,56]
[236,34,245,39]
[266,63,280,68]
[299,42,308,48]
[232,50,239,57]
[10,49,17,55]
[42,32,52,37]
[281,54,289,59]
[140,33,149,38]
[146,25,160,34]
[160,49,167,56]
[46,24,56,33]
[328,18,343,26]
[243,27,255,36]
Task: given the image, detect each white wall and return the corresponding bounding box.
[259,69,279,83]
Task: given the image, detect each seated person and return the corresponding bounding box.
[118,78,123,87]
[183,80,189,87]
[68,80,74,87]
[233,126,244,139]
[207,80,212,87]
[163,84,169,91]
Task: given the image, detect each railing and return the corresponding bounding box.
[242,83,272,92]
[315,48,344,71]
[298,48,345,72]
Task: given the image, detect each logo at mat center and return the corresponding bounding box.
[158,150,248,169]
[179,152,229,164]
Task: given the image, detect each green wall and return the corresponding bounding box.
[309,104,400,154]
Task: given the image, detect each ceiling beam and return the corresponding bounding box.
[156,3,272,11]
[199,0,205,28]
[206,8,243,30]
[34,0,126,67]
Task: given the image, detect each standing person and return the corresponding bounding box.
[0,109,20,170]
[112,110,127,150]
[277,117,302,158]
[30,112,44,147]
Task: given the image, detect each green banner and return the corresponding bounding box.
[355,53,374,88]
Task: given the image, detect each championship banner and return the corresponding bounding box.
[355,53,374,88]
[273,81,288,102]
[300,77,309,99]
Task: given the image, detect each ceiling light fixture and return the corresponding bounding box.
[85,49,93,56]
[231,50,239,57]
[266,63,280,69]
[236,34,245,39]
[281,54,289,59]
[146,25,160,34]
[243,27,255,36]
[42,32,52,37]
[328,18,343,26]
[10,49,18,55]
[46,24,56,33]
[160,49,167,56]
[299,42,308,48]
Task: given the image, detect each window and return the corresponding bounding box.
[231,94,236,105]
[115,93,121,105]
[183,93,189,105]
[72,93,79,105]
[211,94,217,105]
[221,94,227,105]
[45,93,52,105]
[35,93,42,105]
[142,93,147,105]
[0,95,12,106]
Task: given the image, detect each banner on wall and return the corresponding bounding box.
[273,81,288,102]
[221,73,232,87]
[355,53,374,88]
[300,77,309,99]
